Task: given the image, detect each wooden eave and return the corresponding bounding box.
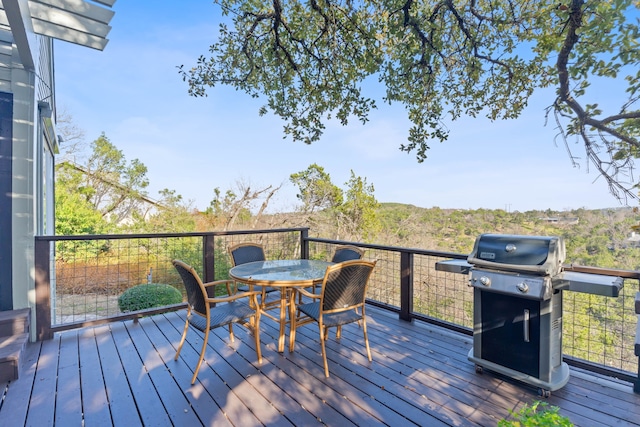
[28,0,115,51]
[2,0,36,69]
[1,0,115,61]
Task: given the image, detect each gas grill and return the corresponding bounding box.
[437,233,623,396]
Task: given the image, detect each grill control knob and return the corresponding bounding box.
[479,276,491,287]
[516,282,529,293]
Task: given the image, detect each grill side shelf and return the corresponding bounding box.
[435,259,471,274]
[554,271,623,297]
[435,260,625,298]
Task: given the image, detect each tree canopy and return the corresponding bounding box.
[181,0,640,201]
[55,133,195,234]
[290,164,379,240]
[290,163,343,213]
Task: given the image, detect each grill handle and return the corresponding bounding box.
[467,257,557,276]
[523,309,530,342]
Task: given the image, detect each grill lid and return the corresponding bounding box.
[467,234,566,276]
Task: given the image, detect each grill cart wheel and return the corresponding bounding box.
[475,364,483,374]
[538,388,551,398]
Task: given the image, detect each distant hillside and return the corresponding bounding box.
[373,204,640,270]
[260,203,639,271]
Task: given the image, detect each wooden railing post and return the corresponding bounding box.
[203,234,215,282]
[400,250,413,322]
[300,228,309,260]
[34,238,52,340]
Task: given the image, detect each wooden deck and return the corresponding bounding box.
[1,305,639,426]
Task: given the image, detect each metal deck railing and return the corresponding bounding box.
[34,228,640,386]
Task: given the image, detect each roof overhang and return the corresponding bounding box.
[3,0,36,70]
[28,0,115,51]
[3,0,115,64]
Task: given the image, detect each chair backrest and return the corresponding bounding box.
[321,260,376,312]
[173,260,208,316]
[228,243,266,266]
[331,245,365,263]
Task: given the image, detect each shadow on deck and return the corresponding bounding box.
[1,305,639,426]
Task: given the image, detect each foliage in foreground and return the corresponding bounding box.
[117,283,183,313]
[498,401,573,427]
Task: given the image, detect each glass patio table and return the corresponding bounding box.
[229,259,333,352]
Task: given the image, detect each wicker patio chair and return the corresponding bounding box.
[314,245,366,297]
[228,242,267,266]
[299,245,366,297]
[300,245,364,296]
[290,259,376,377]
[172,260,262,384]
[331,245,365,263]
[228,242,280,316]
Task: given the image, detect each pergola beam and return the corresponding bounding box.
[3,0,35,69]
[31,0,115,24]
[28,0,115,51]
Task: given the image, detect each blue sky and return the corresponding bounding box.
[54,1,630,214]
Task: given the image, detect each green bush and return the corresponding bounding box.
[118,283,183,313]
[498,401,573,427]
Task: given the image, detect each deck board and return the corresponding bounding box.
[190,312,357,426]
[125,318,203,426]
[92,324,142,427]
[0,305,639,426]
[56,331,83,426]
[0,339,41,426]
[109,319,172,426]
[135,316,234,427]
[147,313,268,426]
[25,337,59,426]
[261,317,418,426]
[280,325,453,425]
[161,316,293,427]
[79,327,111,426]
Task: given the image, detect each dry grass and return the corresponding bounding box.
[54,293,122,323]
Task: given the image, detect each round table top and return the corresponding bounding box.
[229,259,333,287]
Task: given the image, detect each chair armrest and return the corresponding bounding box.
[297,287,321,299]
[206,290,261,304]
[203,279,235,296]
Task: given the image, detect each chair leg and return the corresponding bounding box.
[319,323,330,377]
[228,324,235,342]
[336,325,342,339]
[362,317,372,362]
[296,289,306,321]
[175,317,190,360]
[191,328,210,385]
